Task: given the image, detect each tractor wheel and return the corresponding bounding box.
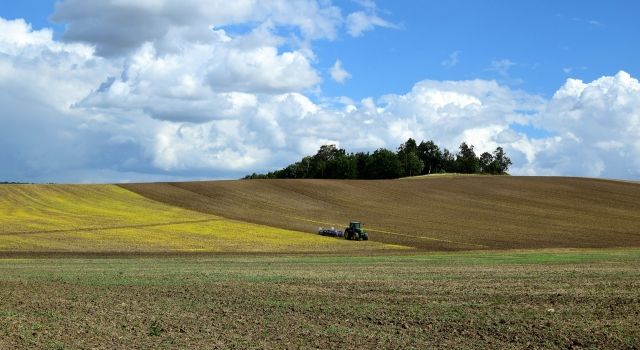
[362,233,369,241]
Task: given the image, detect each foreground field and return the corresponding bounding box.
[0,185,401,253]
[1,249,639,349]
[122,176,640,251]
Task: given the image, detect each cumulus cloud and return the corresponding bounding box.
[522,71,640,178]
[1,7,640,183]
[329,59,351,84]
[51,0,343,56]
[77,26,321,122]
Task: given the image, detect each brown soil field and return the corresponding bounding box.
[121,176,640,251]
[1,251,639,349]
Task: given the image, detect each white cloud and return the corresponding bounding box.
[345,1,398,37]
[2,10,640,183]
[523,71,640,178]
[441,50,461,68]
[488,59,516,77]
[78,28,321,122]
[51,0,344,56]
[329,59,351,84]
[562,66,588,75]
[346,11,396,37]
[206,46,320,93]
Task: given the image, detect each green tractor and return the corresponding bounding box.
[344,221,369,241]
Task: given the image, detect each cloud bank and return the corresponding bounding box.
[0,2,639,182]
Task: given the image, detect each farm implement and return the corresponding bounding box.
[318,227,343,237]
[318,221,369,241]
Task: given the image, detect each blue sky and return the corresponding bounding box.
[3,1,638,99]
[0,1,639,182]
[324,0,640,99]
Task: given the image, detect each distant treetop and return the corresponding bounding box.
[244,139,511,180]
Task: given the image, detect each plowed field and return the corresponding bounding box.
[2,250,639,349]
[122,176,640,251]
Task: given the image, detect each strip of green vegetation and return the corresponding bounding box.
[283,248,640,265]
[1,249,638,286]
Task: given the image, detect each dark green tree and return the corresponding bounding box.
[366,148,403,179]
[355,152,370,179]
[243,142,512,179]
[455,142,480,174]
[441,148,456,173]
[327,153,358,179]
[417,140,442,174]
[310,144,345,178]
[492,146,512,174]
[479,152,494,174]
[397,138,424,177]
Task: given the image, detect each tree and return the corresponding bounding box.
[354,152,370,179]
[397,138,424,177]
[310,144,345,178]
[243,141,512,179]
[456,142,480,174]
[479,152,494,174]
[399,138,418,154]
[328,153,357,179]
[366,148,403,179]
[492,147,512,174]
[403,152,424,177]
[417,140,442,174]
[441,148,456,173]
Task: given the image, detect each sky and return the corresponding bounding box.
[0,0,639,183]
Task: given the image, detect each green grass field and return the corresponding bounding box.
[1,249,639,349]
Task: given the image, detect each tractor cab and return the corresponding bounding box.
[345,221,368,241]
[349,222,362,230]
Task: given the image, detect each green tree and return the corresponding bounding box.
[492,146,512,174]
[403,152,424,177]
[417,140,443,174]
[441,148,456,173]
[456,142,480,174]
[327,153,358,179]
[355,152,370,179]
[243,141,513,179]
[366,148,403,179]
[397,138,424,177]
[479,152,494,174]
[310,144,345,178]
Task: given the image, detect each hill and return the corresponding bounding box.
[0,184,401,254]
[122,176,640,251]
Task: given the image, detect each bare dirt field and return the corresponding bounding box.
[1,249,639,349]
[122,176,640,251]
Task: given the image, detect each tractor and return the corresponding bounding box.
[344,221,369,241]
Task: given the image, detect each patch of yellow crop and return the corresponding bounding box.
[0,185,407,253]
[0,185,205,233]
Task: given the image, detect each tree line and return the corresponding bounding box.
[244,138,512,180]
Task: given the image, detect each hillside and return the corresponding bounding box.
[0,184,400,254]
[122,176,640,251]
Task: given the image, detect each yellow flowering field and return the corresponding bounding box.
[0,184,406,253]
